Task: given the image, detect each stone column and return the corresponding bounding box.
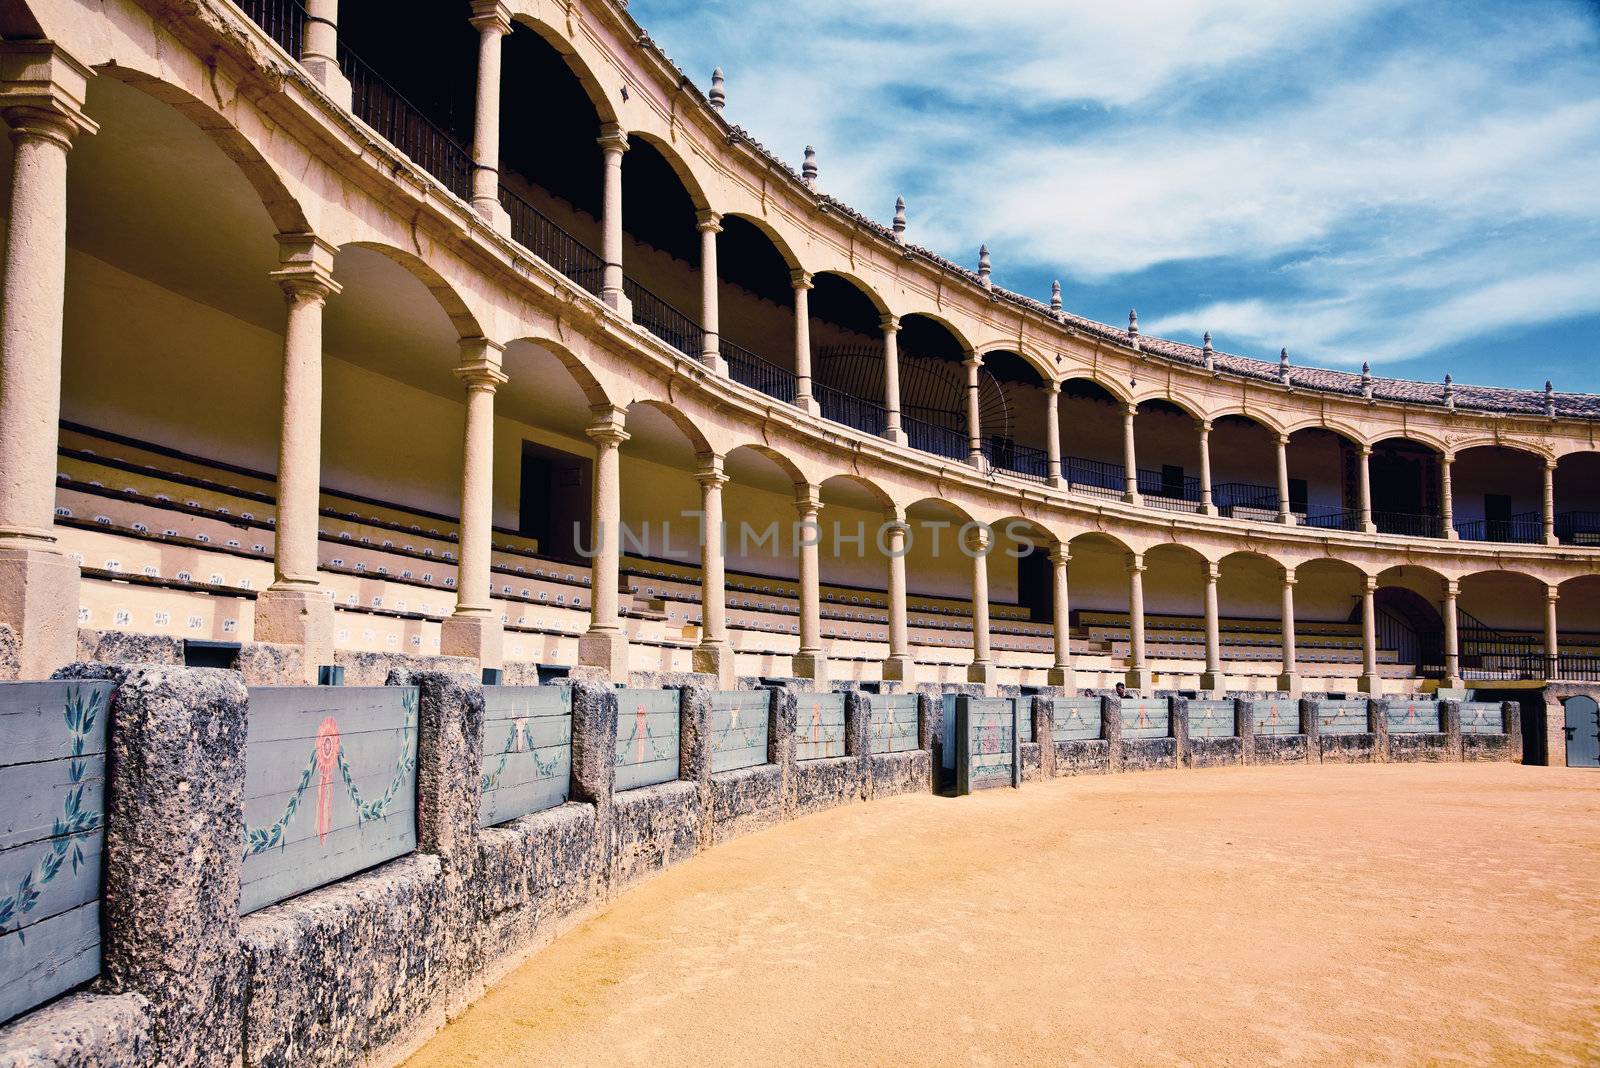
[1125,553,1149,690]
[1200,561,1223,692]
[792,485,827,681]
[441,339,507,669]
[881,315,905,443]
[1543,459,1558,546]
[1441,451,1456,539]
[1442,579,1462,689]
[965,352,985,468]
[881,508,914,683]
[579,406,629,679]
[1358,444,1376,532]
[1044,381,1063,487]
[697,210,724,373]
[597,123,630,315]
[255,234,341,681]
[792,270,817,414]
[1275,433,1295,524]
[299,0,352,107]
[966,525,995,687]
[467,1,511,231]
[0,45,96,680]
[1358,575,1380,694]
[1197,419,1216,514]
[1277,567,1299,693]
[1121,404,1140,504]
[692,453,733,687]
[1047,545,1073,687]
[1545,585,1560,681]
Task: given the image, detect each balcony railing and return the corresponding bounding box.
[622,277,703,358]
[723,340,796,404]
[1135,468,1202,504]
[1303,510,1364,532]
[983,438,1049,483]
[239,0,305,56]
[1556,653,1600,682]
[339,43,474,202]
[1062,455,1126,496]
[1213,480,1280,512]
[498,185,604,296]
[1557,510,1600,547]
[904,415,969,462]
[815,383,887,436]
[1455,512,1544,544]
[1373,510,1446,539]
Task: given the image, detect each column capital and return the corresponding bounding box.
[882,504,908,525]
[696,208,723,233]
[1276,432,1291,447]
[455,337,507,389]
[1363,574,1379,593]
[1123,402,1139,419]
[270,232,341,299]
[880,313,901,335]
[1544,456,1559,472]
[1196,417,1213,433]
[1203,561,1221,582]
[1125,553,1146,574]
[1048,544,1071,566]
[693,452,729,487]
[1282,567,1298,586]
[790,268,813,291]
[793,484,823,516]
[596,123,629,154]
[1545,585,1560,603]
[1443,579,1460,598]
[963,524,992,554]
[963,351,983,370]
[0,42,98,145]
[1441,450,1455,465]
[467,0,513,34]
[1359,442,1374,458]
[1044,378,1062,395]
[586,405,629,447]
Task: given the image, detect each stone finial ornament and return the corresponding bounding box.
[1278,347,1291,384]
[892,196,906,241]
[1050,279,1062,314]
[1127,308,1139,337]
[1361,360,1374,400]
[977,244,992,288]
[1545,380,1556,417]
[708,68,726,111]
[1443,373,1456,410]
[801,145,818,188]
[1202,332,1215,372]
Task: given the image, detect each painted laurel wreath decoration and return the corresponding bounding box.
[481,719,564,793]
[0,685,106,943]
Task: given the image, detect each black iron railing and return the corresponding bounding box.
[723,340,796,404]
[1303,510,1363,532]
[904,414,969,462]
[1062,455,1127,495]
[983,438,1049,483]
[1135,468,1202,503]
[498,185,604,295]
[1455,511,1543,544]
[1557,653,1600,682]
[1459,609,1545,681]
[1213,480,1280,512]
[1557,511,1600,546]
[622,277,703,357]
[1372,509,1445,539]
[239,0,305,56]
[340,44,474,201]
[815,383,887,436]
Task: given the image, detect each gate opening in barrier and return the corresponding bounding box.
[954,696,1021,794]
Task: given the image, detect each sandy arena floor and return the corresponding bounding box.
[406,764,1599,1067]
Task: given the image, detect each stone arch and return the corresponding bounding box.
[507,11,621,126]
[1058,371,1133,407]
[624,397,713,457]
[818,473,896,513]
[626,129,713,214]
[720,211,805,272]
[338,240,485,341]
[502,335,613,409]
[726,442,810,489]
[974,341,1053,386]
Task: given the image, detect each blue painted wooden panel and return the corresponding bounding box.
[1187,699,1236,739]
[710,691,769,773]
[796,693,847,761]
[870,695,919,754]
[960,698,1015,791]
[1122,698,1170,740]
[479,686,571,827]
[1012,698,1035,743]
[1050,698,1101,741]
[614,689,680,790]
[1317,700,1368,736]
[1254,699,1301,736]
[1387,700,1441,734]
[941,694,959,770]
[0,681,111,1026]
[241,686,418,915]
[1459,702,1505,735]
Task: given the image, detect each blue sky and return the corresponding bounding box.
[631,0,1600,392]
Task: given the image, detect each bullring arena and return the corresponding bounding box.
[0,0,1595,1065]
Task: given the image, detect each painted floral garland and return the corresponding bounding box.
[481,720,565,794]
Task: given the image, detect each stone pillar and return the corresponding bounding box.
[792,270,817,413]
[255,234,341,681]
[881,315,904,443]
[1275,433,1295,524]
[1441,451,1456,539]
[467,1,511,232]
[1543,459,1558,546]
[1122,404,1141,504]
[579,406,629,679]
[1358,444,1376,532]
[1358,574,1381,695]
[697,210,724,373]
[1047,545,1073,687]
[441,339,507,669]
[881,508,914,683]
[299,0,352,107]
[792,485,827,681]
[1200,561,1224,692]
[692,453,733,687]
[965,352,984,468]
[1044,381,1063,487]
[1442,579,1462,689]
[966,524,995,687]
[1125,553,1149,690]
[0,45,96,680]
[597,123,630,315]
[1545,585,1560,681]
[1277,566,1299,693]
[1197,419,1216,514]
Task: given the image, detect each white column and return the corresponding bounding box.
[1125,553,1149,689]
[1197,419,1215,514]
[1358,444,1375,532]
[882,508,914,683]
[1277,567,1299,693]
[468,1,511,230]
[881,315,904,442]
[1200,561,1223,692]
[1047,545,1073,687]
[1441,451,1456,539]
[1275,433,1294,524]
[579,406,629,679]
[1543,459,1558,546]
[698,211,724,373]
[1442,579,1462,689]
[597,124,630,315]
[299,0,352,107]
[791,270,816,413]
[0,44,96,679]
[965,353,984,467]
[1044,382,1062,488]
[1122,404,1141,504]
[440,339,507,669]
[255,235,342,680]
[792,485,827,680]
[1545,585,1560,680]
[966,525,994,686]
[1358,575,1380,694]
[692,453,732,685]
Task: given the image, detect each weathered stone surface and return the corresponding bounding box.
[1102,695,1125,774]
[235,641,305,686]
[0,623,18,681]
[476,804,598,977]
[1120,738,1177,771]
[869,751,929,798]
[1252,735,1309,764]
[793,755,866,815]
[338,650,474,686]
[677,686,714,850]
[1053,739,1110,775]
[239,856,448,1068]
[51,663,247,1068]
[1031,697,1056,779]
[1463,735,1515,762]
[767,685,798,813]
[1018,741,1043,782]
[568,681,617,901]
[0,992,153,1068]
[610,782,700,893]
[1187,737,1244,769]
[1388,734,1451,762]
[74,630,182,667]
[1317,734,1378,764]
[710,764,784,843]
